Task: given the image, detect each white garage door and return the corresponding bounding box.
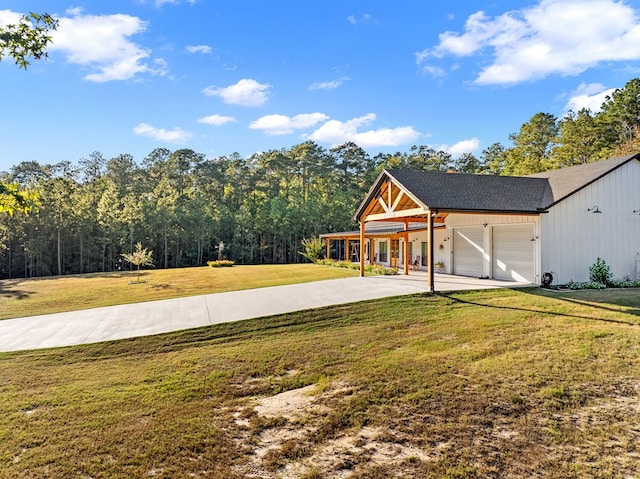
[492,224,534,283]
[453,227,484,277]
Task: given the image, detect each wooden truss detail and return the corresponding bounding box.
[362,179,425,222]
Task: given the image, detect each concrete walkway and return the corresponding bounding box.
[0,273,530,352]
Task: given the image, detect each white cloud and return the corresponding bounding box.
[186,45,212,54]
[197,114,236,126]
[309,77,350,90]
[133,123,193,143]
[249,113,329,135]
[347,13,380,25]
[420,65,446,78]
[154,0,197,6]
[564,82,616,112]
[202,79,271,106]
[308,113,420,148]
[417,0,640,85]
[49,11,159,82]
[440,138,480,156]
[0,9,21,26]
[65,7,83,16]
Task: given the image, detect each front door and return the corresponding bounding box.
[390,239,400,268]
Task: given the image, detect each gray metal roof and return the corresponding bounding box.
[354,154,640,220]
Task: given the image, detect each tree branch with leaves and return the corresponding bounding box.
[0,182,39,216]
[0,11,58,69]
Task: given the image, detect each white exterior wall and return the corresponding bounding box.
[541,160,640,284]
[398,229,449,271]
[373,238,390,266]
[371,214,540,281]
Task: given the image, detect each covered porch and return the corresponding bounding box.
[344,169,542,292]
[351,171,449,292]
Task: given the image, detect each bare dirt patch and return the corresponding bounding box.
[231,381,433,478]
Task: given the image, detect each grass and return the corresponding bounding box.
[0,264,359,319]
[0,287,639,477]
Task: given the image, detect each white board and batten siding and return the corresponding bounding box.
[541,159,640,284]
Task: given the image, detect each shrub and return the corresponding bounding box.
[589,257,613,286]
[207,260,235,268]
[316,259,397,275]
[300,236,325,263]
[565,281,606,290]
[608,277,640,288]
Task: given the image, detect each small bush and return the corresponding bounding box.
[207,260,235,268]
[565,281,606,290]
[608,277,640,288]
[589,257,613,286]
[316,259,397,275]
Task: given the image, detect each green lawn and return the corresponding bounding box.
[1,287,639,478]
[0,264,358,319]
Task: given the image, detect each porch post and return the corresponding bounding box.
[359,220,365,277]
[325,238,330,260]
[403,218,409,275]
[427,211,435,292]
[369,238,374,265]
[345,238,350,262]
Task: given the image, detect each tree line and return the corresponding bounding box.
[1,78,639,279]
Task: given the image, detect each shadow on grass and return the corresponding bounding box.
[1,271,139,284]
[439,288,640,327]
[530,288,640,317]
[0,287,34,300]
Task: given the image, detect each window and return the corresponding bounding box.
[421,242,428,266]
[379,241,388,263]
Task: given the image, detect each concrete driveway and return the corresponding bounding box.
[0,273,531,352]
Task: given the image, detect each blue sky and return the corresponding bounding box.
[2,0,640,173]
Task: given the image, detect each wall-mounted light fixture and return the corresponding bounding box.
[442,237,450,242]
[530,236,539,242]
[634,209,640,214]
[587,205,602,213]
[483,223,488,227]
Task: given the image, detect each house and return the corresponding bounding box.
[321,153,640,290]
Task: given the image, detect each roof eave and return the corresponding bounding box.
[427,207,546,215]
[543,153,640,209]
[353,169,430,222]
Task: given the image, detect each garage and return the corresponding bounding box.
[492,224,535,283]
[453,227,484,277]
